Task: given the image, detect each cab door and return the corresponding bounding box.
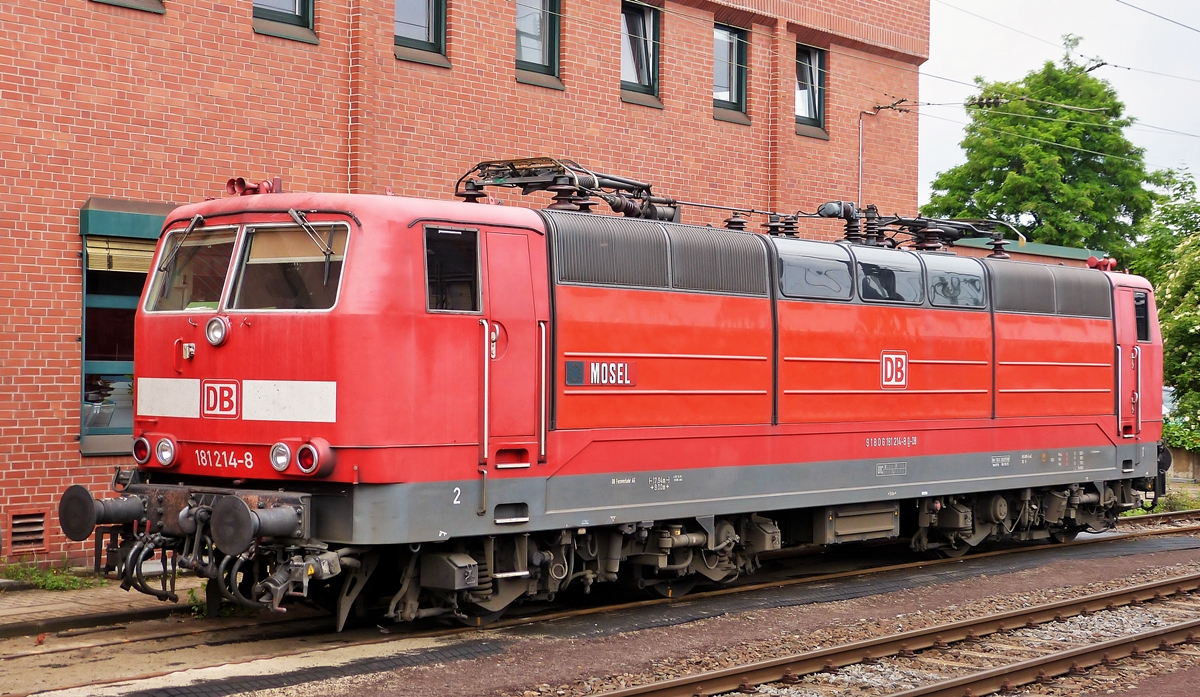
[481,230,539,469]
[1114,287,1143,439]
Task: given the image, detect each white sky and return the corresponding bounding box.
[918,0,1200,205]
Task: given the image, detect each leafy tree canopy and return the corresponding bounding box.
[1148,171,1200,449]
[922,38,1157,257]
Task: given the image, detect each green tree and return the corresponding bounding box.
[1129,170,1200,286]
[922,41,1156,257]
[1149,172,1200,449]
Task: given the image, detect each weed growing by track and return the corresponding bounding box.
[0,563,104,591]
[1122,488,1200,516]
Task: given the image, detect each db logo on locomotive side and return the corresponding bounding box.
[201,380,240,419]
[880,351,908,389]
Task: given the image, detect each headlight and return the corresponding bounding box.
[269,442,292,472]
[205,316,230,346]
[132,437,151,464]
[155,437,176,466]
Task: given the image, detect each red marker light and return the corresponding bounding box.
[132,437,150,464]
[297,444,318,474]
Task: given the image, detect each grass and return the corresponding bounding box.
[1122,487,1200,517]
[0,563,105,591]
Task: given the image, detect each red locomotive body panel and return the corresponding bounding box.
[777,301,993,423]
[554,286,773,429]
[994,314,1115,418]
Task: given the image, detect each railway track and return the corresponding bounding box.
[599,571,1200,696]
[7,516,1200,697]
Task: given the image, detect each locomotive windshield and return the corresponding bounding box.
[229,224,348,310]
[147,227,237,311]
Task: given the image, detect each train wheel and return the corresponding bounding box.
[649,577,697,599]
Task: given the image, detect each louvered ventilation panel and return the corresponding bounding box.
[9,511,48,553]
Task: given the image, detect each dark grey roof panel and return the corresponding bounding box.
[1051,265,1112,318]
[546,211,669,288]
[663,223,768,296]
[986,259,1056,314]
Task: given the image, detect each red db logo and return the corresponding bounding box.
[201,380,240,419]
[881,351,908,389]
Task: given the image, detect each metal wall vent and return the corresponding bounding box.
[9,511,47,552]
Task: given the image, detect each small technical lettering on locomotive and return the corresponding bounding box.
[865,435,918,448]
[876,462,907,477]
[564,360,638,386]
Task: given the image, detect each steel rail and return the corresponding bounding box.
[8,524,1200,697]
[1117,508,1200,525]
[889,617,1200,697]
[598,571,1200,697]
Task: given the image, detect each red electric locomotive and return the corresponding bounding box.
[59,159,1167,629]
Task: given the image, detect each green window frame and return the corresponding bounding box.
[620,1,659,95]
[795,43,826,128]
[253,0,313,29]
[516,0,560,76]
[78,198,172,456]
[395,0,446,54]
[713,24,747,112]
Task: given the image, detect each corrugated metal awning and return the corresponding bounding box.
[85,236,157,274]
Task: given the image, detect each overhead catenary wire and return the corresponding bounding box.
[1112,0,1200,35]
[918,110,1174,171]
[935,0,1200,86]
[917,101,1200,141]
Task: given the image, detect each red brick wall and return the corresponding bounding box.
[0,0,928,561]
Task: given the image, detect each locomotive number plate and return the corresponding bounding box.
[193,448,256,470]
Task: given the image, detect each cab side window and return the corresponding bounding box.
[1134,291,1150,342]
[425,228,480,312]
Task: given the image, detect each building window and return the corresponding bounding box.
[79,198,173,456]
[516,0,559,75]
[795,44,825,127]
[395,0,445,54]
[713,24,746,111]
[253,0,313,28]
[620,2,658,94]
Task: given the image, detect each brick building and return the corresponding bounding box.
[0,0,928,559]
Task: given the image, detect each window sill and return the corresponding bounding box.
[395,45,452,68]
[89,0,165,13]
[714,107,750,126]
[795,122,830,140]
[620,89,663,109]
[253,17,319,45]
[81,433,133,457]
[516,69,565,91]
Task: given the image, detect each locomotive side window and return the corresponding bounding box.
[774,237,853,300]
[425,228,480,312]
[147,228,237,312]
[924,255,985,308]
[852,246,923,304]
[1134,291,1150,342]
[230,224,348,311]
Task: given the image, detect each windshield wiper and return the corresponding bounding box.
[288,209,336,285]
[157,215,205,273]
